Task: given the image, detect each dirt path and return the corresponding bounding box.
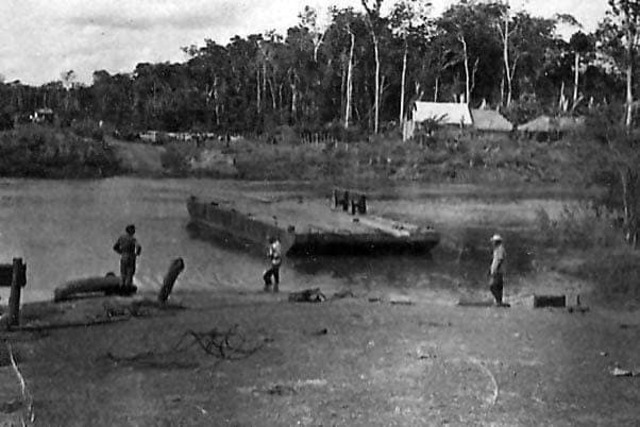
[106,136,165,174]
[2,287,638,426]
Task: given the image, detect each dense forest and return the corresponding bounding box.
[0,0,637,135]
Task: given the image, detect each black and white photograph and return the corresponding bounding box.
[0,0,637,425]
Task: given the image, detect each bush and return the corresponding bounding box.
[160,144,190,174]
[502,94,544,125]
[70,119,105,142]
[536,202,640,307]
[579,249,640,308]
[0,112,13,131]
[535,203,622,249]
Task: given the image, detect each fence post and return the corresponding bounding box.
[8,258,25,327]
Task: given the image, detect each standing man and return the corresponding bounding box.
[113,224,142,289]
[489,234,508,307]
[263,236,282,292]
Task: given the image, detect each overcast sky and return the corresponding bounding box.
[1,0,608,86]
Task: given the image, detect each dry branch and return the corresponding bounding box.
[467,356,499,409]
[7,343,34,425]
[173,325,266,359]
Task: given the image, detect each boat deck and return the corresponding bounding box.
[188,190,439,254]
[212,194,427,237]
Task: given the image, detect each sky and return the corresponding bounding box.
[0,0,609,86]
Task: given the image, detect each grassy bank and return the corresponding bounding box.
[534,204,640,308]
[0,125,121,178]
[372,190,638,308]
[157,131,585,187]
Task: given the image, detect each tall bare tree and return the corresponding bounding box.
[361,0,384,134]
[603,1,640,128]
[390,0,431,124]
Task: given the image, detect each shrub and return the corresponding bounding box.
[0,112,13,131]
[578,249,640,308]
[70,119,105,142]
[160,144,190,174]
[535,203,622,249]
[502,94,544,125]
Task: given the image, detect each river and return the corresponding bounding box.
[0,177,547,303]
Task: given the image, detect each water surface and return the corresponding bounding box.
[0,178,542,302]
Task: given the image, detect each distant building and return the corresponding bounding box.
[411,102,474,126]
[470,109,513,132]
[31,108,54,124]
[403,102,513,140]
[518,115,585,140]
[403,102,473,140]
[139,130,159,143]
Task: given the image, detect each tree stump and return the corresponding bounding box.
[157,258,185,303]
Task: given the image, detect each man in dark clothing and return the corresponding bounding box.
[113,224,142,288]
[263,236,282,292]
[489,234,508,307]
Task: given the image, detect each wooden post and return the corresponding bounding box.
[358,195,367,215]
[8,258,26,327]
[342,191,349,211]
[158,258,185,303]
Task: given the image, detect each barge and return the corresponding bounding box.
[187,192,439,255]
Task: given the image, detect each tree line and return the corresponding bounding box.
[0,0,639,135]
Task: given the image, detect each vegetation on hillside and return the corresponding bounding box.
[0,125,121,178]
[195,131,582,185]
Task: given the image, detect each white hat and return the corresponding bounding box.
[490,234,503,242]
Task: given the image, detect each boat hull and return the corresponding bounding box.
[187,195,439,255]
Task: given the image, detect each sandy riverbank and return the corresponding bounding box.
[0,283,637,426]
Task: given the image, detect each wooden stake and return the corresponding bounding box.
[9,258,25,327]
[158,258,185,303]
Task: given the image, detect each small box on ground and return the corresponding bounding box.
[533,295,566,308]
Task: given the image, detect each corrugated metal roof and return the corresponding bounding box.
[411,102,473,126]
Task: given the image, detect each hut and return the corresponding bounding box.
[470,109,513,132]
[556,116,586,133]
[518,115,585,141]
[518,115,556,133]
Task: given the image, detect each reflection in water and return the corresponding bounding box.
[0,177,536,303]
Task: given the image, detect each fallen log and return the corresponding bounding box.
[457,298,496,307]
[17,315,131,332]
[54,274,136,302]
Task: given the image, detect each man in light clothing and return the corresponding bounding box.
[489,234,508,307]
[263,236,282,292]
